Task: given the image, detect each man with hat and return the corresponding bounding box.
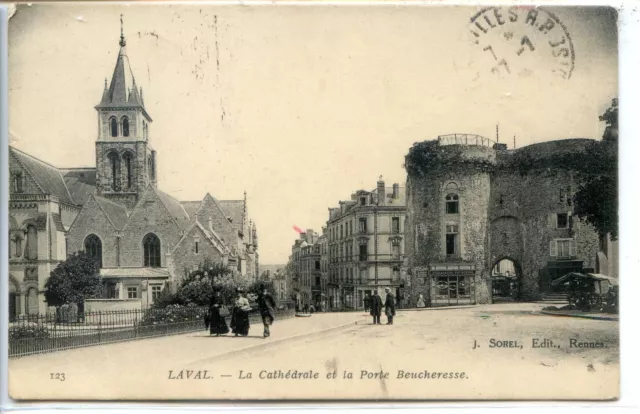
[384,287,396,325]
[257,283,276,338]
[370,289,383,325]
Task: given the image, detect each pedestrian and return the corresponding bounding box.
[257,284,276,338]
[208,288,230,336]
[230,288,251,337]
[370,290,383,325]
[384,287,396,325]
[417,293,426,308]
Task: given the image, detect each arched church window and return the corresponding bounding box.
[25,225,38,260]
[122,152,133,190]
[107,152,120,191]
[445,194,459,214]
[84,234,103,268]
[122,117,130,137]
[143,233,161,267]
[110,117,118,137]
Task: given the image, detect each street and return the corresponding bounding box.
[9,303,618,401]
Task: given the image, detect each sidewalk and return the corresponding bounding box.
[9,312,367,370]
[540,309,619,321]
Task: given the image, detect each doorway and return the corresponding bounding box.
[491,258,519,302]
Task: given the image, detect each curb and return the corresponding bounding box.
[539,311,618,321]
[187,318,368,366]
[398,305,477,312]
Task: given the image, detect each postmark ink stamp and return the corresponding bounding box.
[469,7,575,79]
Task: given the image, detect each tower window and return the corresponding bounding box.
[122,117,130,137]
[107,152,120,191]
[110,117,118,137]
[148,155,155,181]
[445,224,459,257]
[446,194,459,214]
[143,233,161,267]
[84,234,103,268]
[123,152,133,190]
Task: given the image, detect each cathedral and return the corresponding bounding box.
[8,22,258,319]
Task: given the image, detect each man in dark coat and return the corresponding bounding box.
[257,284,276,338]
[384,287,396,325]
[370,290,383,325]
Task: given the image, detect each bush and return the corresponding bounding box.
[9,323,50,340]
[139,304,206,326]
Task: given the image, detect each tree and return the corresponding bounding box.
[573,98,618,240]
[44,251,103,307]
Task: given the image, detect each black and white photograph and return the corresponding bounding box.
[5,3,620,400]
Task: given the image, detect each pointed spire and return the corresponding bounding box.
[119,14,126,47]
[104,77,108,89]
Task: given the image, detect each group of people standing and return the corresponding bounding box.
[205,284,277,338]
[367,287,396,325]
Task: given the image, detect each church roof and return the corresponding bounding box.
[94,21,151,120]
[94,195,129,230]
[219,200,245,230]
[10,146,76,205]
[60,168,97,206]
[155,188,191,229]
[180,201,201,220]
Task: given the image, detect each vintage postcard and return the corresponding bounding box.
[6,3,619,401]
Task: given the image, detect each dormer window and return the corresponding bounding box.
[110,117,118,137]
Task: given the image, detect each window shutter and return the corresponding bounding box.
[569,239,577,257]
[549,239,557,257]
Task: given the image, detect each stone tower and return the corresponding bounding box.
[94,16,156,209]
[404,134,496,306]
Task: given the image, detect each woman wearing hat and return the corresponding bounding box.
[207,287,229,336]
[230,288,251,337]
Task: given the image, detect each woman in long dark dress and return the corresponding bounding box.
[209,289,229,336]
[230,289,251,337]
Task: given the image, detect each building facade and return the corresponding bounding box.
[8,22,258,319]
[327,177,406,310]
[404,134,616,307]
[289,229,319,310]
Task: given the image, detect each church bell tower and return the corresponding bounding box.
[94,15,156,209]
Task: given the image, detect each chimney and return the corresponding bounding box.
[377,176,385,206]
[208,216,213,231]
[392,183,399,199]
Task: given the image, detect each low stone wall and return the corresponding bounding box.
[84,299,142,312]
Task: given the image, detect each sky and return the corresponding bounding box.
[8,4,618,264]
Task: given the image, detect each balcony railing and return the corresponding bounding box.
[438,134,496,148]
